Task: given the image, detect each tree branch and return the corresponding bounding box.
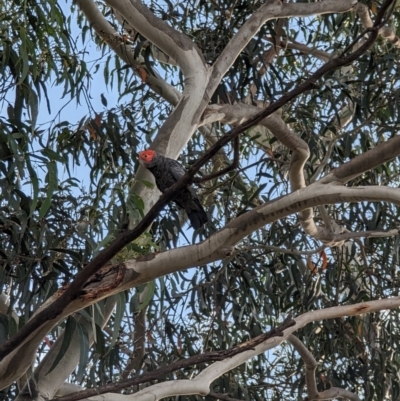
[211,0,357,86]
[321,135,400,184]
[76,0,181,106]
[287,335,319,398]
[194,136,240,184]
[264,37,331,62]
[105,0,206,75]
[333,228,400,242]
[241,244,326,257]
[51,317,296,401]
[288,335,362,401]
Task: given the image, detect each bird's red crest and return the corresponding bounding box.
[138,149,156,163]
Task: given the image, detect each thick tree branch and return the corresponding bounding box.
[105,0,211,217]
[105,0,206,75]
[52,317,296,401]
[211,0,357,87]
[321,135,400,184]
[317,388,362,401]
[76,0,181,106]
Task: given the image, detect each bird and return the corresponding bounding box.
[138,149,208,229]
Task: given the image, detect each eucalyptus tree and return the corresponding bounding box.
[1,0,400,400]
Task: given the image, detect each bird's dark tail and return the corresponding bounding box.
[187,201,208,229]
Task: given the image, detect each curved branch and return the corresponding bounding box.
[52,318,296,401]
[264,37,331,62]
[355,3,400,47]
[105,0,206,76]
[321,135,400,184]
[210,0,357,87]
[288,335,361,401]
[76,0,181,106]
[317,388,362,401]
[287,335,319,397]
[201,103,309,192]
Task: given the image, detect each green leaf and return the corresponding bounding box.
[75,322,89,382]
[110,292,125,349]
[17,27,30,85]
[9,314,18,337]
[28,88,39,130]
[47,316,77,374]
[94,324,106,356]
[41,148,66,164]
[0,315,8,345]
[94,231,115,255]
[136,280,155,313]
[139,180,155,189]
[130,193,145,216]
[26,157,39,216]
[39,161,58,218]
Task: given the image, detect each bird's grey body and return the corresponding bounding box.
[139,151,208,229]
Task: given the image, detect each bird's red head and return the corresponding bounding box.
[138,149,156,165]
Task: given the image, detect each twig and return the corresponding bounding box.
[194,136,240,183]
[242,244,326,256]
[208,392,245,401]
[288,335,362,401]
[334,228,399,242]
